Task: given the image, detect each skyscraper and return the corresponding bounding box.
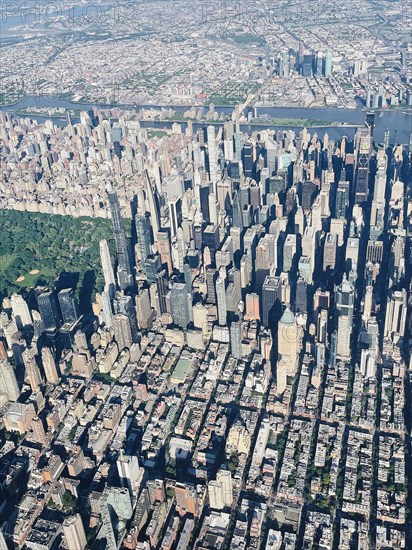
[168,196,182,238]
[117,452,143,499]
[170,282,191,329]
[278,308,299,358]
[323,52,332,77]
[208,469,233,510]
[144,171,160,236]
[41,347,59,384]
[384,289,407,340]
[0,360,20,401]
[112,313,133,351]
[136,212,152,263]
[58,288,79,325]
[37,290,60,331]
[206,268,218,305]
[10,293,32,329]
[230,321,242,359]
[108,186,133,291]
[354,126,371,204]
[157,229,173,275]
[113,294,139,343]
[336,315,352,358]
[216,275,227,326]
[22,349,42,391]
[262,276,280,327]
[136,288,153,329]
[276,308,300,394]
[207,125,218,182]
[200,182,211,223]
[62,514,87,550]
[101,290,113,328]
[100,239,116,299]
[245,292,260,320]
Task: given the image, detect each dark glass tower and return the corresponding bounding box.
[37,290,60,331]
[58,288,79,325]
[232,191,243,230]
[262,276,280,327]
[136,212,152,263]
[171,282,190,329]
[108,187,133,291]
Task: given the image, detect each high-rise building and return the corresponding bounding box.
[262,276,281,327]
[278,307,299,358]
[136,288,153,329]
[0,360,20,401]
[0,528,8,550]
[302,54,313,77]
[22,349,42,391]
[323,233,337,271]
[58,288,79,325]
[41,347,59,384]
[208,469,233,510]
[200,182,211,223]
[117,452,143,499]
[170,282,191,329]
[136,212,152,263]
[323,52,332,76]
[10,293,32,329]
[101,290,113,328]
[168,196,182,238]
[156,270,169,315]
[98,487,133,548]
[230,321,242,359]
[354,126,371,204]
[157,229,173,275]
[217,469,233,507]
[232,191,243,230]
[207,125,218,182]
[27,415,47,445]
[203,224,220,253]
[335,276,355,325]
[37,289,60,331]
[336,314,352,358]
[62,514,87,550]
[144,172,160,236]
[114,294,139,343]
[373,150,387,204]
[295,278,308,314]
[245,292,260,320]
[283,234,298,273]
[276,307,300,394]
[108,186,133,291]
[112,313,133,351]
[100,239,116,299]
[216,275,227,326]
[360,349,376,379]
[335,181,349,219]
[317,309,328,343]
[206,268,217,305]
[208,481,225,510]
[384,289,407,339]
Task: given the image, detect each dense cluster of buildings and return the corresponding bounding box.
[1,0,411,108]
[0,102,411,549]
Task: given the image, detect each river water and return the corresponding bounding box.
[1,96,411,145]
